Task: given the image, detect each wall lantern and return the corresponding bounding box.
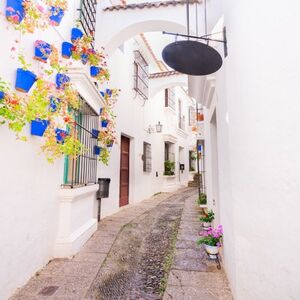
[147,121,163,134]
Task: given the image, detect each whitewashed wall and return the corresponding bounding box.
[202,1,300,299]
[0,1,99,299]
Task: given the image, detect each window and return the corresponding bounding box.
[165,88,176,110]
[189,150,196,171]
[63,96,99,188]
[189,106,196,126]
[133,50,149,100]
[178,99,185,130]
[79,0,97,40]
[143,142,152,172]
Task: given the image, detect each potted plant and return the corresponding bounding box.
[199,209,215,230]
[101,119,108,128]
[164,160,175,176]
[46,0,68,26]
[71,27,83,42]
[197,225,223,259]
[55,128,68,143]
[94,145,102,155]
[61,42,73,58]
[90,66,101,77]
[6,0,25,24]
[15,55,37,93]
[34,40,53,63]
[197,193,207,207]
[56,73,70,89]
[91,129,99,139]
[31,119,49,136]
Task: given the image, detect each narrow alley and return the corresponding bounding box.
[10,188,232,300]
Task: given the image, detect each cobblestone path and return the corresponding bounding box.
[10,188,232,300]
[86,188,196,300]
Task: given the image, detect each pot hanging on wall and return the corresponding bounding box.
[15,68,37,93]
[91,129,100,139]
[71,28,83,42]
[94,145,102,155]
[49,6,64,26]
[0,91,5,100]
[55,128,68,143]
[49,96,60,112]
[31,119,49,137]
[61,42,73,59]
[81,54,88,65]
[34,40,52,63]
[6,0,25,24]
[101,120,108,128]
[90,66,101,77]
[56,73,70,89]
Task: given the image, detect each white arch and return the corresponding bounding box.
[95,2,203,56]
[150,73,188,98]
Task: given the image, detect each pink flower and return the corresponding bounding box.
[37,5,44,12]
[6,7,15,12]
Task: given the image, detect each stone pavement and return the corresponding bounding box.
[163,193,233,300]
[9,188,232,300]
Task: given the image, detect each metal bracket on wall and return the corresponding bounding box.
[162,26,228,57]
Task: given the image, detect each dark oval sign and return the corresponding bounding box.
[162,40,223,76]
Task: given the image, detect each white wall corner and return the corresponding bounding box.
[54,185,99,258]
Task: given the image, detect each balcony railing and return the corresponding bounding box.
[78,0,97,41]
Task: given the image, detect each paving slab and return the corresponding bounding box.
[9,190,177,300]
[163,193,233,300]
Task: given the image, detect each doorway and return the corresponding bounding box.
[119,135,130,207]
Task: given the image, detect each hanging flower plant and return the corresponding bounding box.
[15,54,37,93]
[6,0,25,24]
[34,40,53,63]
[44,0,68,26]
[0,77,27,140]
[14,0,49,34]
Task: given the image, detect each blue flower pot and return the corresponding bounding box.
[49,6,64,26]
[94,146,102,155]
[0,91,5,101]
[71,28,83,42]
[49,96,60,112]
[91,129,99,139]
[90,66,101,77]
[101,120,108,128]
[107,143,113,148]
[100,91,105,97]
[99,107,103,114]
[55,128,68,143]
[34,40,52,63]
[56,73,70,89]
[15,68,37,93]
[31,119,49,137]
[81,54,88,65]
[6,0,25,24]
[61,42,73,59]
[106,89,112,97]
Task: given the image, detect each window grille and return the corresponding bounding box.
[78,0,97,40]
[143,142,152,172]
[165,88,176,110]
[62,95,99,188]
[133,50,149,100]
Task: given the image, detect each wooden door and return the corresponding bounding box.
[119,136,130,207]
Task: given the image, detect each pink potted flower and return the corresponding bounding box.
[197,225,223,259]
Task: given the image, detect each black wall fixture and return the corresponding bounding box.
[162,0,227,76]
